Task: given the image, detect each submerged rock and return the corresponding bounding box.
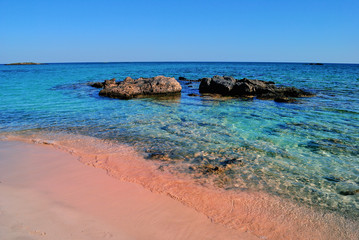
[190,163,233,175]
[304,139,358,156]
[178,77,201,82]
[336,182,359,196]
[148,152,172,161]
[338,189,359,196]
[98,76,182,99]
[323,176,343,183]
[274,97,297,103]
[199,76,314,101]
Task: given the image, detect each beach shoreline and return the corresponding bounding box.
[0,140,259,240]
[1,133,358,240]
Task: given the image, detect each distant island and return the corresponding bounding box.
[5,62,44,65]
[309,63,324,65]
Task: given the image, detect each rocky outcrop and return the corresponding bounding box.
[99,76,182,99]
[89,78,117,88]
[199,76,314,100]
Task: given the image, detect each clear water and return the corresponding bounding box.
[1,62,358,218]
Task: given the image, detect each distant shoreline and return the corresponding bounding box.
[2,61,358,65]
[5,62,44,65]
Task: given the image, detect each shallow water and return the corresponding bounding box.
[3,132,358,240]
[1,62,358,221]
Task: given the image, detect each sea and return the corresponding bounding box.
[1,62,358,239]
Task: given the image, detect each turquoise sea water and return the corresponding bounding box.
[1,62,358,218]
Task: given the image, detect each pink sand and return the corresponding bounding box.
[0,141,259,240]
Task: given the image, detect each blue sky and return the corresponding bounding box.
[1,0,358,63]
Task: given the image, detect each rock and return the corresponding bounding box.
[103,78,117,88]
[148,152,171,161]
[99,76,182,99]
[89,82,104,88]
[323,176,343,183]
[199,76,236,95]
[336,182,359,196]
[338,189,359,196]
[191,163,233,175]
[178,77,201,82]
[274,97,297,103]
[220,158,239,166]
[188,93,200,97]
[89,78,117,88]
[303,139,358,156]
[199,75,314,101]
[199,164,223,174]
[309,63,324,65]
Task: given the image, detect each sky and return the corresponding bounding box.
[0,0,358,63]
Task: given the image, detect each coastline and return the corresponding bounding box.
[0,140,257,240]
[1,132,358,240]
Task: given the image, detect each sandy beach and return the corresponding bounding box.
[0,140,259,240]
[2,0,358,239]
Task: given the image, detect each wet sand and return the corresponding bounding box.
[0,141,259,240]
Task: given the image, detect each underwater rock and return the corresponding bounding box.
[274,97,297,103]
[338,189,359,196]
[148,152,172,161]
[220,158,240,166]
[304,138,358,156]
[99,76,182,99]
[178,77,201,82]
[199,76,314,101]
[336,182,359,196]
[323,176,343,183]
[191,163,232,175]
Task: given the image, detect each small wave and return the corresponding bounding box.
[1,131,358,240]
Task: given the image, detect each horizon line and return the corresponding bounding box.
[2,60,359,65]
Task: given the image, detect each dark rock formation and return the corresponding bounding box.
[148,152,172,161]
[199,76,314,100]
[99,76,182,99]
[89,78,117,88]
[338,189,359,196]
[5,62,43,65]
[89,82,104,88]
[303,138,358,156]
[189,163,232,175]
